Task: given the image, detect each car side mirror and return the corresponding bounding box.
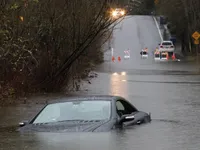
[118,114,135,125]
[19,121,29,127]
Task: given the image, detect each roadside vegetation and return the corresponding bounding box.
[128,0,200,56]
[128,0,154,15]
[0,0,123,99]
[156,0,200,55]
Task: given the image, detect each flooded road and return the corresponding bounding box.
[1,15,200,150]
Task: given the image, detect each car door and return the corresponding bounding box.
[116,99,146,127]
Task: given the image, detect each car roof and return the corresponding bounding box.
[161,41,172,43]
[47,95,124,104]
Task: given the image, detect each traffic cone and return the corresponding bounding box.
[112,56,115,62]
[118,56,121,62]
[166,54,169,60]
[172,53,175,60]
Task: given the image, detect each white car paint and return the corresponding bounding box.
[159,41,175,52]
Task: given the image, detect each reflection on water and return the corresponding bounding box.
[1,120,200,150]
[121,72,126,76]
[0,70,200,150]
[1,72,200,150]
[110,72,128,97]
[1,15,200,149]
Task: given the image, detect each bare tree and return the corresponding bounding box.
[0,0,125,97]
[156,0,200,54]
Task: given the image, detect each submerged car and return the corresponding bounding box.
[18,95,151,132]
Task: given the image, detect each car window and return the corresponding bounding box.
[116,100,137,117]
[116,101,125,110]
[162,42,172,46]
[32,100,111,124]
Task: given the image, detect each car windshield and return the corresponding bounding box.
[162,42,172,46]
[155,54,160,57]
[32,100,111,124]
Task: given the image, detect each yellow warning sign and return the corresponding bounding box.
[154,0,159,5]
[192,31,200,40]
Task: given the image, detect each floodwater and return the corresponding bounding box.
[1,16,200,150]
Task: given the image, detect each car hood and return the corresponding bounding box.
[18,120,110,132]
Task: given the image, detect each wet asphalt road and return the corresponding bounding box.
[1,15,200,150]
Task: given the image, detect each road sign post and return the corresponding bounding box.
[192,31,200,40]
[192,31,200,58]
[194,40,199,59]
[154,0,158,5]
[194,39,199,45]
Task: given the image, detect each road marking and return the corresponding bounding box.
[153,16,163,41]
